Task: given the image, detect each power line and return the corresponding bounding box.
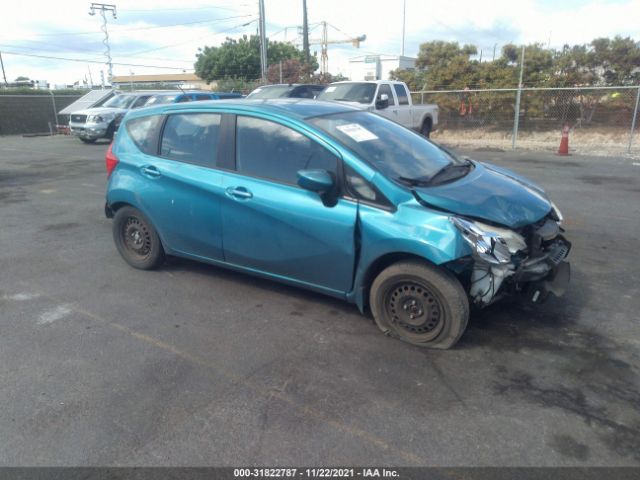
[124,18,257,56]
[18,13,254,37]
[1,50,191,70]
[119,4,251,13]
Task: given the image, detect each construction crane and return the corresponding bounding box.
[306,22,366,75]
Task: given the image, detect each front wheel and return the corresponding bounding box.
[112,206,165,270]
[370,260,469,349]
[79,138,97,144]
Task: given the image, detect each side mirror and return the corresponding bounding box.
[297,169,334,193]
[375,93,389,110]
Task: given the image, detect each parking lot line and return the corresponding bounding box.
[34,289,425,466]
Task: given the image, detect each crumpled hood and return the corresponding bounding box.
[72,107,127,116]
[414,161,552,228]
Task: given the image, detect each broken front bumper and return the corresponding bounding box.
[468,228,572,306]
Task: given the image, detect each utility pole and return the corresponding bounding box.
[0,51,8,86]
[512,45,525,150]
[89,3,117,85]
[302,0,310,68]
[401,0,406,56]
[320,21,328,75]
[258,0,267,82]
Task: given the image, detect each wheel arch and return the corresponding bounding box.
[106,198,171,254]
[353,251,438,313]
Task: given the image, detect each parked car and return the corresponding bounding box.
[317,80,438,137]
[144,91,243,106]
[104,99,570,349]
[246,84,325,99]
[68,92,155,143]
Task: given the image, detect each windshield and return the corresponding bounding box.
[309,111,462,182]
[317,83,377,104]
[102,95,136,109]
[145,94,178,106]
[247,86,293,99]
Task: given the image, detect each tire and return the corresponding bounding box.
[112,206,165,270]
[420,118,432,138]
[80,138,97,144]
[106,122,116,140]
[369,260,469,349]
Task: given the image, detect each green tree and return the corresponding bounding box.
[588,36,640,84]
[195,35,318,82]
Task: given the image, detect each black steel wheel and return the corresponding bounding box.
[112,206,164,270]
[384,280,445,342]
[370,260,468,349]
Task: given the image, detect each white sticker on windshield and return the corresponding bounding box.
[325,86,337,92]
[336,123,379,142]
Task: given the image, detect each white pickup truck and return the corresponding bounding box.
[316,80,438,137]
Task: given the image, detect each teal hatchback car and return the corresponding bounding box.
[105,99,570,349]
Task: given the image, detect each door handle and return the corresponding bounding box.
[140,165,161,178]
[226,186,253,200]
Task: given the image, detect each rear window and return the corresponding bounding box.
[160,113,221,166]
[125,115,163,154]
[394,84,409,105]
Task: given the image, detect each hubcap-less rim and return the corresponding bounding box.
[385,281,444,341]
[122,216,152,258]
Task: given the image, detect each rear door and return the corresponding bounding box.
[220,114,358,294]
[133,111,227,260]
[393,83,412,127]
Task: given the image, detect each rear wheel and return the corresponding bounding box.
[370,260,469,349]
[420,118,432,138]
[112,206,164,270]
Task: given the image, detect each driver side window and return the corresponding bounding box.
[377,84,395,106]
[235,116,338,185]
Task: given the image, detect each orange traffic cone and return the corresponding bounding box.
[558,124,570,155]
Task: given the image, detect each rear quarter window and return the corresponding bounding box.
[125,115,163,155]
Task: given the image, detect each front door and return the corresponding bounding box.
[220,115,358,294]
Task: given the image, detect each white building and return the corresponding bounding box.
[348,55,416,81]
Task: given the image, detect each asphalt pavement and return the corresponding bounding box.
[0,135,639,466]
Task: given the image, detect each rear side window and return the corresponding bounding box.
[236,116,338,185]
[195,94,212,101]
[160,113,221,166]
[394,84,409,105]
[126,115,163,155]
[132,96,151,108]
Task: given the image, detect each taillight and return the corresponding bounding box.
[105,142,119,177]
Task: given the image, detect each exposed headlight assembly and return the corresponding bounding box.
[451,217,527,265]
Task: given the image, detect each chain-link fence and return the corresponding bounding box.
[412,86,640,155]
[0,94,83,136]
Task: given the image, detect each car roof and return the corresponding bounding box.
[134,98,358,120]
[254,84,324,89]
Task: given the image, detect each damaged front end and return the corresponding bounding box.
[451,207,571,307]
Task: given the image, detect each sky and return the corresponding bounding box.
[0,0,638,87]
